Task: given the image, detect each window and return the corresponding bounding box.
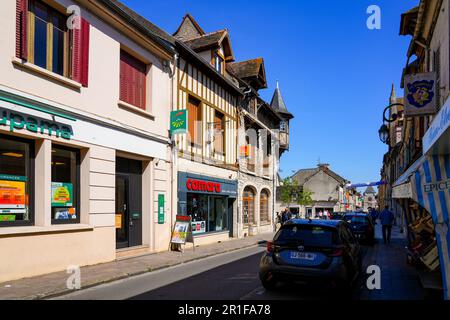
[28,0,69,76]
[16,0,90,85]
[260,190,269,222]
[0,135,34,226]
[214,52,224,74]
[187,194,229,234]
[243,187,255,225]
[280,121,287,132]
[187,96,202,147]
[51,146,80,224]
[120,50,148,110]
[275,225,338,246]
[214,111,225,155]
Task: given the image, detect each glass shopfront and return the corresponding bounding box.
[178,172,237,236]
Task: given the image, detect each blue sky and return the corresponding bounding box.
[122,0,418,185]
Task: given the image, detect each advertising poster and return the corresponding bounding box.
[54,207,77,220]
[0,179,26,209]
[171,220,190,244]
[51,182,73,207]
[191,220,206,235]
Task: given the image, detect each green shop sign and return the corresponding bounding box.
[0,109,73,140]
[170,109,188,135]
[158,194,165,224]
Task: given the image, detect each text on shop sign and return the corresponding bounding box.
[186,179,221,193]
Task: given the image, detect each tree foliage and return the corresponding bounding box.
[280,177,313,208]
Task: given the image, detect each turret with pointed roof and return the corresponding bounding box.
[270,82,293,120]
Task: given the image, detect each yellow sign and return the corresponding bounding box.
[115,214,122,229]
[0,180,26,208]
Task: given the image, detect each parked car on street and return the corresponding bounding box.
[259,219,362,291]
[343,213,375,245]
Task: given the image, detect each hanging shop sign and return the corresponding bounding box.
[423,96,450,154]
[170,109,188,135]
[404,72,437,117]
[158,194,165,224]
[51,182,73,207]
[0,108,72,140]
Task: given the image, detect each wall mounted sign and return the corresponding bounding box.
[178,172,237,197]
[170,109,188,135]
[0,109,72,140]
[51,182,73,207]
[423,96,450,154]
[404,72,437,117]
[158,194,165,224]
[186,179,221,193]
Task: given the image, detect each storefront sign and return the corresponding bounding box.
[178,172,237,197]
[158,194,165,224]
[392,182,412,199]
[404,72,437,117]
[170,110,188,135]
[51,182,73,207]
[0,179,26,209]
[423,96,450,154]
[0,109,72,140]
[424,179,450,193]
[186,179,221,193]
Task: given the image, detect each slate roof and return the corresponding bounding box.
[184,30,227,52]
[227,58,264,79]
[291,166,348,186]
[101,0,176,49]
[270,86,293,119]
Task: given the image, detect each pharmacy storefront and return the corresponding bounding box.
[0,90,170,282]
[177,172,237,243]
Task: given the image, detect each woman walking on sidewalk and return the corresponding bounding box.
[379,206,395,244]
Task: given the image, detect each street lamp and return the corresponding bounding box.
[378,103,404,144]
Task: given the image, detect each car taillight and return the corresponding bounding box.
[266,241,274,253]
[329,248,343,257]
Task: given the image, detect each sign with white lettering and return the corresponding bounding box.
[423,96,450,154]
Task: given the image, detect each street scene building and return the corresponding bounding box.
[1,0,450,304]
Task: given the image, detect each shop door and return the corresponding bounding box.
[116,158,142,249]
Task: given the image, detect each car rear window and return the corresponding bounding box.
[275,225,338,246]
[345,216,369,224]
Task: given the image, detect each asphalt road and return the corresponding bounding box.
[55,243,369,300]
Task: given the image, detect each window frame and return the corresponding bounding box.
[50,144,81,225]
[28,0,71,78]
[187,96,202,148]
[0,133,35,228]
[260,190,269,222]
[213,110,225,156]
[119,49,148,110]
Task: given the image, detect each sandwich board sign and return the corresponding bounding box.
[170,215,194,251]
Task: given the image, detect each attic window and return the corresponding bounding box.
[214,52,224,74]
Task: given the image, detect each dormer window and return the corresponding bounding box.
[214,52,224,74]
[280,121,287,132]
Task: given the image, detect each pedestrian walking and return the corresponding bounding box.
[379,206,395,244]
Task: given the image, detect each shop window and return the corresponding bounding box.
[243,187,255,225]
[120,50,147,110]
[187,194,229,234]
[51,145,80,224]
[0,135,34,226]
[260,190,269,222]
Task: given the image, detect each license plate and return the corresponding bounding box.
[290,251,316,260]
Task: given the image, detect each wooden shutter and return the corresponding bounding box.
[120,50,147,109]
[72,17,90,87]
[16,0,28,60]
[187,97,198,145]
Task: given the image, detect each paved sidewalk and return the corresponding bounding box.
[356,223,424,300]
[0,232,274,300]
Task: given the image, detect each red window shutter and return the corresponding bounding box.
[72,17,90,87]
[16,0,28,60]
[120,50,146,109]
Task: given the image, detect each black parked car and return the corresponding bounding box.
[259,219,362,291]
[343,213,375,245]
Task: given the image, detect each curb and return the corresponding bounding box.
[29,239,268,300]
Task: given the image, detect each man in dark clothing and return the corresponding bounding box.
[379,206,395,244]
